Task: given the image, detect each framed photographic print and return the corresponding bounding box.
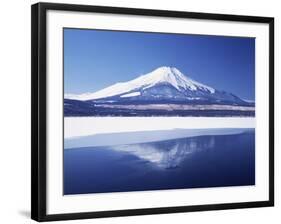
[31,2,274,222]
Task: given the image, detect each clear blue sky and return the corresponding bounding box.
[64,28,255,100]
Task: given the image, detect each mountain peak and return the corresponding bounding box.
[147,66,184,81]
[139,66,215,93]
[148,66,183,76]
[152,66,179,73]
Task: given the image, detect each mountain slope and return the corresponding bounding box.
[65,66,249,106]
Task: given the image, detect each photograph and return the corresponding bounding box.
[63,28,255,195]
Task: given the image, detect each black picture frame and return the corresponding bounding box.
[31,2,274,222]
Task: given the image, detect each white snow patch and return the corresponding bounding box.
[120,92,140,98]
[64,117,255,138]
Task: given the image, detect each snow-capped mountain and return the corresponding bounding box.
[64,66,255,117]
[65,66,247,105]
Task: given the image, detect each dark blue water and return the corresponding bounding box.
[64,130,255,195]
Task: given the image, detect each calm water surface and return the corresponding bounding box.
[64,130,255,195]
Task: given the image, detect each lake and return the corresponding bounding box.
[64,129,255,195]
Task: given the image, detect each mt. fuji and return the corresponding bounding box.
[64,67,254,117]
[66,66,247,104]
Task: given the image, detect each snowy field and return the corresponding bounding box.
[64,117,255,139]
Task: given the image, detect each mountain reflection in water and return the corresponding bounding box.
[64,129,255,195]
[111,136,215,169]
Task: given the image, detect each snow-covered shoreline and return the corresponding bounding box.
[64,117,255,139]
